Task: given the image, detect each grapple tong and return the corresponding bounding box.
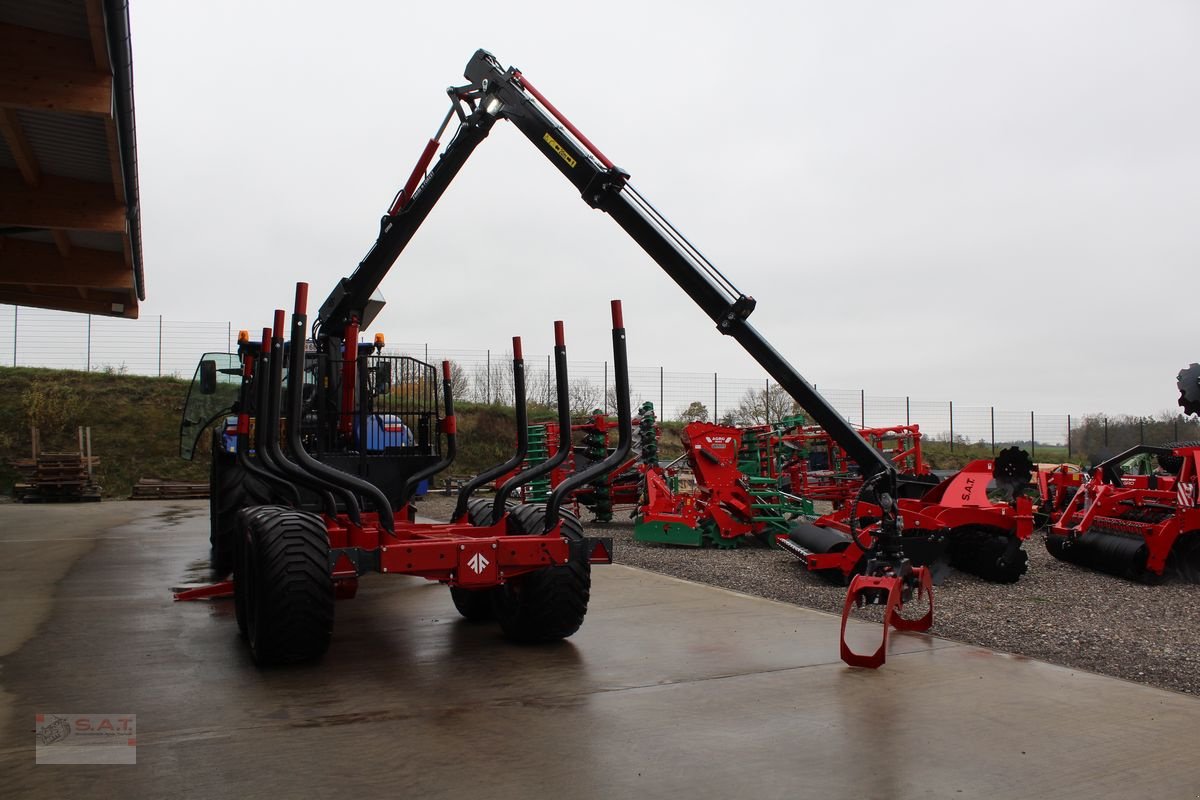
[837,479,934,668]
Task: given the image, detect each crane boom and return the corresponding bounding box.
[315,49,895,481]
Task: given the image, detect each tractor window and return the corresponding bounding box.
[179,353,241,460]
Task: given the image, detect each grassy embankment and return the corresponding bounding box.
[0,367,685,499]
[0,366,208,498]
[0,365,1073,499]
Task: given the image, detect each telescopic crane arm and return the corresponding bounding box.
[315,48,895,486]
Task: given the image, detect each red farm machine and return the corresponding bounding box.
[634,414,1037,595]
[1040,363,1200,584]
[178,48,1023,667]
[782,424,929,508]
[1034,463,1085,524]
[778,446,1035,588]
[634,418,814,548]
[502,404,656,522]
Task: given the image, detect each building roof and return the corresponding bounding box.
[0,0,144,319]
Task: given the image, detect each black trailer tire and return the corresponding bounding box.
[209,432,269,579]
[492,504,591,643]
[448,499,506,622]
[236,505,333,666]
[450,587,496,622]
[233,505,277,635]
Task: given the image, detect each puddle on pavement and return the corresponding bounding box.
[156,504,205,526]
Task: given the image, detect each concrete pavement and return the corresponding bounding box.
[1,500,1197,798]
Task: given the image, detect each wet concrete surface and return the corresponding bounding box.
[1,500,1198,798]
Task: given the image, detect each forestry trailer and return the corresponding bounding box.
[179,49,1008,667]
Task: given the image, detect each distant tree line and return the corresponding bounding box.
[1071,412,1200,465]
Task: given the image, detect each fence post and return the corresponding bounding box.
[949,401,954,453]
[1104,416,1108,447]
[990,407,995,455]
[157,314,163,376]
[486,349,490,403]
[659,366,664,415]
[764,379,769,425]
[86,314,91,372]
[713,372,717,421]
[1030,411,1036,459]
[227,321,231,352]
[1139,417,1144,444]
[1067,414,1071,458]
[860,389,865,428]
[547,355,552,406]
[906,396,910,426]
[424,343,428,363]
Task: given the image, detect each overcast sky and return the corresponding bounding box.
[129,0,1200,417]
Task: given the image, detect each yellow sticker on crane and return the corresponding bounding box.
[543,133,577,168]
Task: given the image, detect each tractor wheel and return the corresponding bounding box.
[235,505,333,665]
[492,503,591,643]
[448,498,506,622]
[209,431,268,579]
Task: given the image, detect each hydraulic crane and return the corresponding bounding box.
[311,49,932,666]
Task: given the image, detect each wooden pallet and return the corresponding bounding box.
[131,478,210,500]
[11,452,102,503]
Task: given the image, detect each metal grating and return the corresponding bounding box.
[319,355,443,458]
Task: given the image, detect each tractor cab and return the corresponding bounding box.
[179,352,241,459]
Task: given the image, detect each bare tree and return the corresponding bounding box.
[569,379,603,416]
[469,363,489,403]
[482,356,516,405]
[525,363,553,408]
[678,401,709,423]
[446,360,470,402]
[732,382,800,426]
[604,384,632,416]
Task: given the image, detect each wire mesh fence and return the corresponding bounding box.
[1,303,1193,462]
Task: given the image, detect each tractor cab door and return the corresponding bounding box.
[179,353,242,459]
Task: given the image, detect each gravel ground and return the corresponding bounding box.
[414,494,1200,695]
